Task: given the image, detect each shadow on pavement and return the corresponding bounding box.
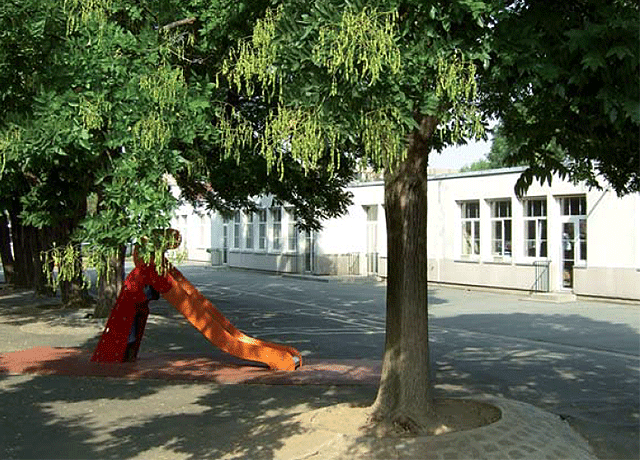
[0,372,376,459]
[0,288,379,459]
[430,313,640,460]
[1,280,638,459]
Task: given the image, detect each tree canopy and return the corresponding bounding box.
[216,1,490,175]
[481,0,639,196]
[460,123,528,172]
[0,0,355,300]
[216,0,499,432]
[214,0,639,432]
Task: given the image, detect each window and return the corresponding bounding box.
[245,212,254,249]
[491,200,511,256]
[271,208,282,251]
[286,208,297,251]
[524,199,547,258]
[258,209,267,250]
[562,196,587,216]
[579,219,587,261]
[222,217,229,264]
[461,201,480,256]
[233,211,241,249]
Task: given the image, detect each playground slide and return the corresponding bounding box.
[161,266,302,371]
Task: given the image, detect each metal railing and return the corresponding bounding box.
[533,260,550,292]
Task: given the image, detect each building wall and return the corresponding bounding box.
[170,202,211,263]
[174,168,640,300]
[425,168,640,300]
[199,184,388,276]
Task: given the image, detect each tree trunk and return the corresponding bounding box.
[57,200,89,307]
[371,117,434,433]
[28,226,52,296]
[93,245,126,318]
[9,208,30,287]
[0,212,15,284]
[60,242,86,307]
[8,209,50,294]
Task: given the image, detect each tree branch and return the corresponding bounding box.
[161,17,196,32]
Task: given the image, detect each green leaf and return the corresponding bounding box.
[606,46,633,60]
[581,53,606,70]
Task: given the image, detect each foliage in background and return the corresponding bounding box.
[0,0,213,302]
[481,0,639,196]
[0,0,359,301]
[460,123,529,172]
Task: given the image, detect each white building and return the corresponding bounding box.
[171,201,212,263]
[425,167,640,300]
[173,167,640,301]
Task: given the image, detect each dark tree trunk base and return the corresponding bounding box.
[0,212,14,285]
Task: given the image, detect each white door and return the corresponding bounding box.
[559,196,587,290]
[561,218,587,289]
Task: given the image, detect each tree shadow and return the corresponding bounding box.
[0,288,380,459]
[5,269,635,458]
[0,309,380,459]
[429,312,640,460]
[0,371,377,459]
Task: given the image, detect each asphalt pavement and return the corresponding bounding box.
[0,264,638,459]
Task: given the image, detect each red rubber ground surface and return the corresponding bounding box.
[0,346,381,385]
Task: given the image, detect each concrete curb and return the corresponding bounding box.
[426,396,598,460]
[273,397,598,460]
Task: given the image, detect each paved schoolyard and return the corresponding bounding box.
[0,265,638,459]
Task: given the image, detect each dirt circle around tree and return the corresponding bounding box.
[301,398,502,438]
[265,399,503,460]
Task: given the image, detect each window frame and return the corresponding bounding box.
[460,201,480,257]
[560,196,587,264]
[245,212,254,250]
[490,199,512,257]
[233,211,241,249]
[524,198,548,259]
[561,196,587,216]
[286,208,298,252]
[271,207,282,252]
[257,209,267,250]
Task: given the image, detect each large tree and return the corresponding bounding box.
[0,0,86,296]
[217,0,639,432]
[0,0,354,312]
[0,0,190,309]
[217,0,495,431]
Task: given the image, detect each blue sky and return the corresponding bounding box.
[429,137,492,170]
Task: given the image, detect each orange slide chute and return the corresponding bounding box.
[162,266,301,371]
[91,231,301,371]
